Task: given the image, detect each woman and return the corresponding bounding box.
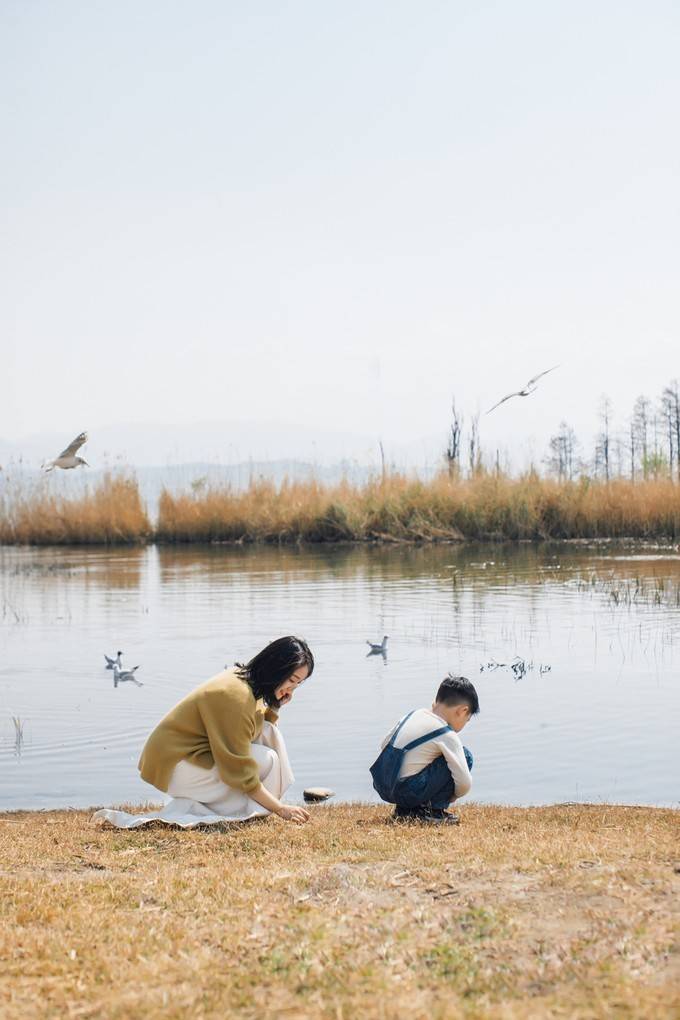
[94,636,313,828]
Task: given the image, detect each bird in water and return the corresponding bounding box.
[104,651,123,670]
[42,432,89,471]
[113,663,143,688]
[486,366,559,415]
[366,635,389,656]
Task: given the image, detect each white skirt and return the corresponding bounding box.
[93,722,294,829]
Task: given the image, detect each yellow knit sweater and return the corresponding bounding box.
[138,668,279,794]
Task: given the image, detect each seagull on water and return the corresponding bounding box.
[366,635,389,655]
[43,432,89,471]
[104,651,123,670]
[486,366,559,415]
[113,663,143,688]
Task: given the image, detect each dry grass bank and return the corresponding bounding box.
[1,804,678,1019]
[4,472,680,546]
[0,474,151,545]
[156,474,680,543]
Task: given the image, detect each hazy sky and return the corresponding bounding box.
[2,1,679,466]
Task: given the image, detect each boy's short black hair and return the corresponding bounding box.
[435,674,479,715]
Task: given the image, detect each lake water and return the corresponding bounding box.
[1,542,678,811]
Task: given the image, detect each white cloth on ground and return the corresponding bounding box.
[380,708,472,796]
[92,721,293,829]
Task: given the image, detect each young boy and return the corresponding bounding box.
[370,674,479,825]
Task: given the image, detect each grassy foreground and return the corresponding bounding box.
[1,804,678,1019]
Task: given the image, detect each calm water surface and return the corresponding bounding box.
[1,543,678,810]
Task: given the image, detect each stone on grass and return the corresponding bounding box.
[303,787,335,803]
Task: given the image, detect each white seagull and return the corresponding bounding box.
[104,651,123,670]
[43,432,89,471]
[113,663,143,688]
[366,635,389,654]
[486,366,559,415]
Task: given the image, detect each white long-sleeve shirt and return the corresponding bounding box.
[380,708,472,798]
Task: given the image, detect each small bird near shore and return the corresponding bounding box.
[366,636,389,655]
[43,432,89,471]
[486,366,559,415]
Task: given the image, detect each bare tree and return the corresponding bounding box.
[662,379,680,481]
[628,419,636,480]
[633,396,651,479]
[445,400,463,477]
[546,421,579,481]
[612,434,626,478]
[651,411,662,477]
[660,388,675,479]
[594,396,613,481]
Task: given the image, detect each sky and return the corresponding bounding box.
[2,1,679,469]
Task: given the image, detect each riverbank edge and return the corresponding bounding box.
[3,534,680,551]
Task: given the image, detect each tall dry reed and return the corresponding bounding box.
[156,472,680,543]
[4,471,680,545]
[0,472,151,545]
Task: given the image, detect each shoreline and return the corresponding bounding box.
[2,803,678,1018]
[3,534,680,551]
[2,798,679,815]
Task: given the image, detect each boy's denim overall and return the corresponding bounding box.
[370,710,473,810]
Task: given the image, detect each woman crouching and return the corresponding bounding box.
[134,636,313,826]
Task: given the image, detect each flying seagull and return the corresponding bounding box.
[43,432,89,471]
[486,366,559,415]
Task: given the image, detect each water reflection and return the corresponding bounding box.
[1,541,678,810]
[12,716,24,758]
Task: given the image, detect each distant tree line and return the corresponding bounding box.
[547,381,680,482]
[445,380,680,482]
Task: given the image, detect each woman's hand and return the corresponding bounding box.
[249,784,309,822]
[277,691,293,706]
[277,804,310,824]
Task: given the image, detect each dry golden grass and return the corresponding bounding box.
[4,471,680,546]
[1,804,678,1019]
[0,473,151,545]
[156,473,680,544]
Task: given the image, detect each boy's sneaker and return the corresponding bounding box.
[392,806,460,825]
[420,807,460,825]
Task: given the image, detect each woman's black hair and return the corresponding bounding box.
[235,636,314,708]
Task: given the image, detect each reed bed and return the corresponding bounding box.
[0,473,151,546]
[156,473,680,544]
[3,472,680,545]
[0,803,677,1019]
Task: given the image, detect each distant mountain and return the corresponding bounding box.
[0,419,384,470]
[0,418,451,484]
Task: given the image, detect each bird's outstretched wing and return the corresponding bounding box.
[58,432,88,459]
[486,391,522,414]
[525,365,559,390]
